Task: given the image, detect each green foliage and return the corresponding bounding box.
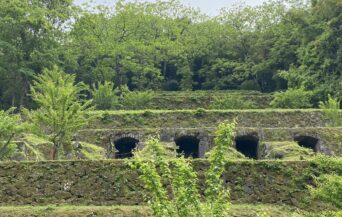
[121,90,154,109]
[210,96,257,109]
[0,108,26,159]
[91,81,119,110]
[130,121,237,217]
[26,66,93,159]
[309,174,342,209]
[0,0,341,108]
[0,0,74,108]
[240,80,261,91]
[270,88,313,109]
[319,95,342,127]
[203,120,237,216]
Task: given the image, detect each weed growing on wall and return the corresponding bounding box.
[319,95,341,127]
[129,120,237,217]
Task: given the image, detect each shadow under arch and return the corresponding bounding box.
[294,135,318,152]
[114,137,139,159]
[235,135,259,159]
[175,135,200,158]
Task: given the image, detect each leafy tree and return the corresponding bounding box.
[0,0,74,108]
[129,120,236,217]
[26,66,93,160]
[0,0,341,106]
[0,108,26,159]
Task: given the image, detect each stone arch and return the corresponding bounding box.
[294,135,318,152]
[175,135,200,158]
[114,137,139,159]
[235,135,259,159]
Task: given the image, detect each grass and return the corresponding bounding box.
[79,142,106,160]
[89,108,326,115]
[0,204,339,217]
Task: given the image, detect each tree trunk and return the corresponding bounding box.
[51,143,59,160]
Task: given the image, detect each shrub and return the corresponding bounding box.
[121,90,153,109]
[129,120,237,217]
[319,95,341,127]
[309,174,342,209]
[0,108,26,159]
[91,81,119,110]
[195,108,206,117]
[210,96,256,109]
[270,88,313,108]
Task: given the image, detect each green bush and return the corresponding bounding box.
[91,81,119,110]
[210,95,256,109]
[319,95,341,127]
[0,108,26,159]
[309,174,342,209]
[270,88,313,108]
[121,90,154,109]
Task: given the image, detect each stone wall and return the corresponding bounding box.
[0,160,339,207]
[90,110,326,129]
[78,127,342,157]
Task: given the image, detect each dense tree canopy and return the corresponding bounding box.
[0,0,341,109]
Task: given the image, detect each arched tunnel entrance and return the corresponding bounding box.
[235,135,259,159]
[114,137,139,159]
[175,135,200,158]
[294,135,318,152]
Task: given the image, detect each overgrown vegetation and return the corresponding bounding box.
[0,108,26,160]
[0,0,341,109]
[319,95,342,127]
[130,121,236,217]
[24,66,93,160]
[309,174,342,209]
[91,81,119,110]
[210,96,257,109]
[270,88,312,109]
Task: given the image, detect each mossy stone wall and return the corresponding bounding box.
[78,127,342,156]
[90,110,326,129]
[0,160,337,207]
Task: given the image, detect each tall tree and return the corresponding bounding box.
[0,0,74,108]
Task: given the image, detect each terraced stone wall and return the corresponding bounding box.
[0,160,339,207]
[78,127,342,157]
[89,110,327,129]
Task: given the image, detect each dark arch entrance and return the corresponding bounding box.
[235,135,259,159]
[294,135,318,152]
[175,136,200,158]
[114,137,139,159]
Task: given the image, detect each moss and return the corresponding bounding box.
[263,141,316,160]
[0,204,328,217]
[87,110,327,129]
[109,90,272,110]
[0,160,339,209]
[79,142,106,160]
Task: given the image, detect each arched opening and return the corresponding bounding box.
[235,135,259,159]
[294,135,318,152]
[114,137,138,159]
[175,136,200,158]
